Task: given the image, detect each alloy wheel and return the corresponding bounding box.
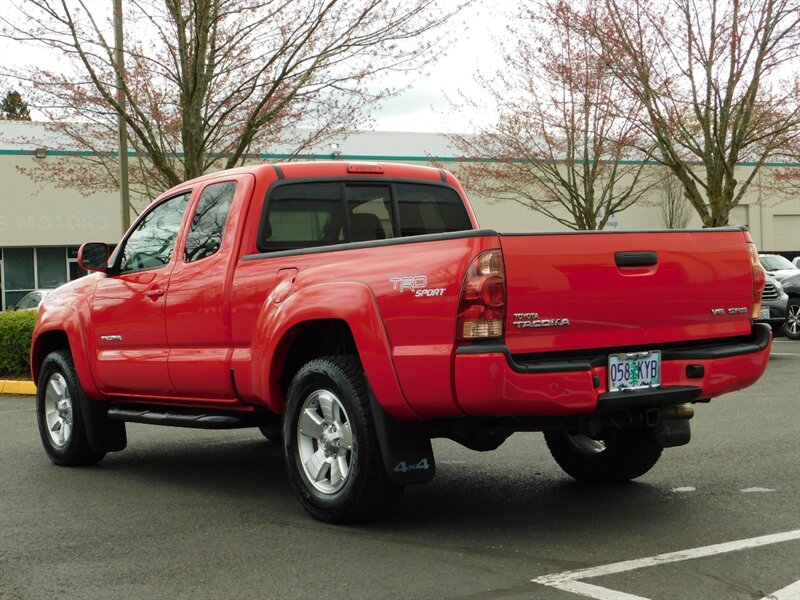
[43,373,73,448]
[296,389,354,494]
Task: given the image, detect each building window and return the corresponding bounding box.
[37,247,68,289]
[67,246,87,280]
[0,246,90,310]
[3,247,35,309]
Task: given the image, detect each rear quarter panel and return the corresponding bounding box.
[231,234,498,419]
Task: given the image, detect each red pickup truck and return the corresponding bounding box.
[31,162,771,522]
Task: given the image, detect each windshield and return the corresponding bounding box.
[759,255,796,271]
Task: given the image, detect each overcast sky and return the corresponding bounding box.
[371,2,509,132]
[0,1,509,134]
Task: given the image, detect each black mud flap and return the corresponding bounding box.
[82,396,127,453]
[367,384,435,485]
[655,419,691,448]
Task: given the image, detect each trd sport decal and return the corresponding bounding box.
[389,275,446,298]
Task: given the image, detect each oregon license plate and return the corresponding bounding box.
[608,351,661,392]
[759,307,770,319]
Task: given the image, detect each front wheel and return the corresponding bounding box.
[781,300,800,340]
[544,427,663,483]
[36,350,106,466]
[283,356,403,523]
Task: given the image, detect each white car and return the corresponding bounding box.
[11,289,52,311]
[759,254,800,282]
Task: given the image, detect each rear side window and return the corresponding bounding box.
[184,181,237,262]
[261,183,343,251]
[396,184,471,237]
[258,180,471,252]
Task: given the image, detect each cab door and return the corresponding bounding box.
[88,192,191,397]
[165,176,254,398]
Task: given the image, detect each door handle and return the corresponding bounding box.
[615,251,658,267]
[146,286,165,300]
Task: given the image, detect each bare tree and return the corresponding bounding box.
[595,0,800,226]
[771,78,800,193]
[0,0,463,205]
[659,169,693,228]
[449,0,655,231]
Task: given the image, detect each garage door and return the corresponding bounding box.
[773,215,800,250]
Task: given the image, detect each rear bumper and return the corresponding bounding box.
[453,324,772,417]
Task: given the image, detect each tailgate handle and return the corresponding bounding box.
[615,251,658,267]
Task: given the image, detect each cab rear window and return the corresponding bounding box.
[258,181,470,252]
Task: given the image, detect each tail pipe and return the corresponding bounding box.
[659,403,695,420]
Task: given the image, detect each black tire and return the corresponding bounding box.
[283,355,403,523]
[544,427,663,483]
[781,299,800,340]
[257,424,283,443]
[36,350,106,466]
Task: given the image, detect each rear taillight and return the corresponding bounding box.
[748,242,766,319]
[457,249,506,340]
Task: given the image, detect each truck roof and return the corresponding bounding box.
[166,161,449,193]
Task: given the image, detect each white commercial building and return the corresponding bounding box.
[1,121,798,309]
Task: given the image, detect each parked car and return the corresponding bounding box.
[792,257,800,268]
[10,289,51,311]
[779,272,800,340]
[756,275,788,333]
[759,254,799,282]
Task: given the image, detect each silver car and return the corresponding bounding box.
[757,275,789,333]
[779,272,800,340]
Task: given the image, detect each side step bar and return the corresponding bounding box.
[107,405,269,429]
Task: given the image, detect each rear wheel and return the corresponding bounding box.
[544,427,663,483]
[283,356,403,523]
[781,300,800,340]
[257,424,282,443]
[36,350,106,466]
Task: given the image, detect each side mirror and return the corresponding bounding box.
[78,242,109,272]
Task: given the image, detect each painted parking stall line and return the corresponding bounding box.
[532,529,800,600]
[761,580,800,600]
[770,340,800,357]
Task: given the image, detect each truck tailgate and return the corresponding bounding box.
[500,229,755,355]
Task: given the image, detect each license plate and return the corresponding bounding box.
[759,307,770,319]
[608,351,661,392]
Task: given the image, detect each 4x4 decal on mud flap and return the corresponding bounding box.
[393,459,432,473]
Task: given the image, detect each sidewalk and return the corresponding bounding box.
[0,380,36,395]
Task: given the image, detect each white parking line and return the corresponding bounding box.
[761,580,800,600]
[532,529,800,600]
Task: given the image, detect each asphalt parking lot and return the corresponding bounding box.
[1,339,798,600]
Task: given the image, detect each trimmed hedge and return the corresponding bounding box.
[0,310,37,378]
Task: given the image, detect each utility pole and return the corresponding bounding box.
[113,0,131,233]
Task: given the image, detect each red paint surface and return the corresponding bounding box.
[31,162,769,423]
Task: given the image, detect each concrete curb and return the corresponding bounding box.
[0,380,36,395]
